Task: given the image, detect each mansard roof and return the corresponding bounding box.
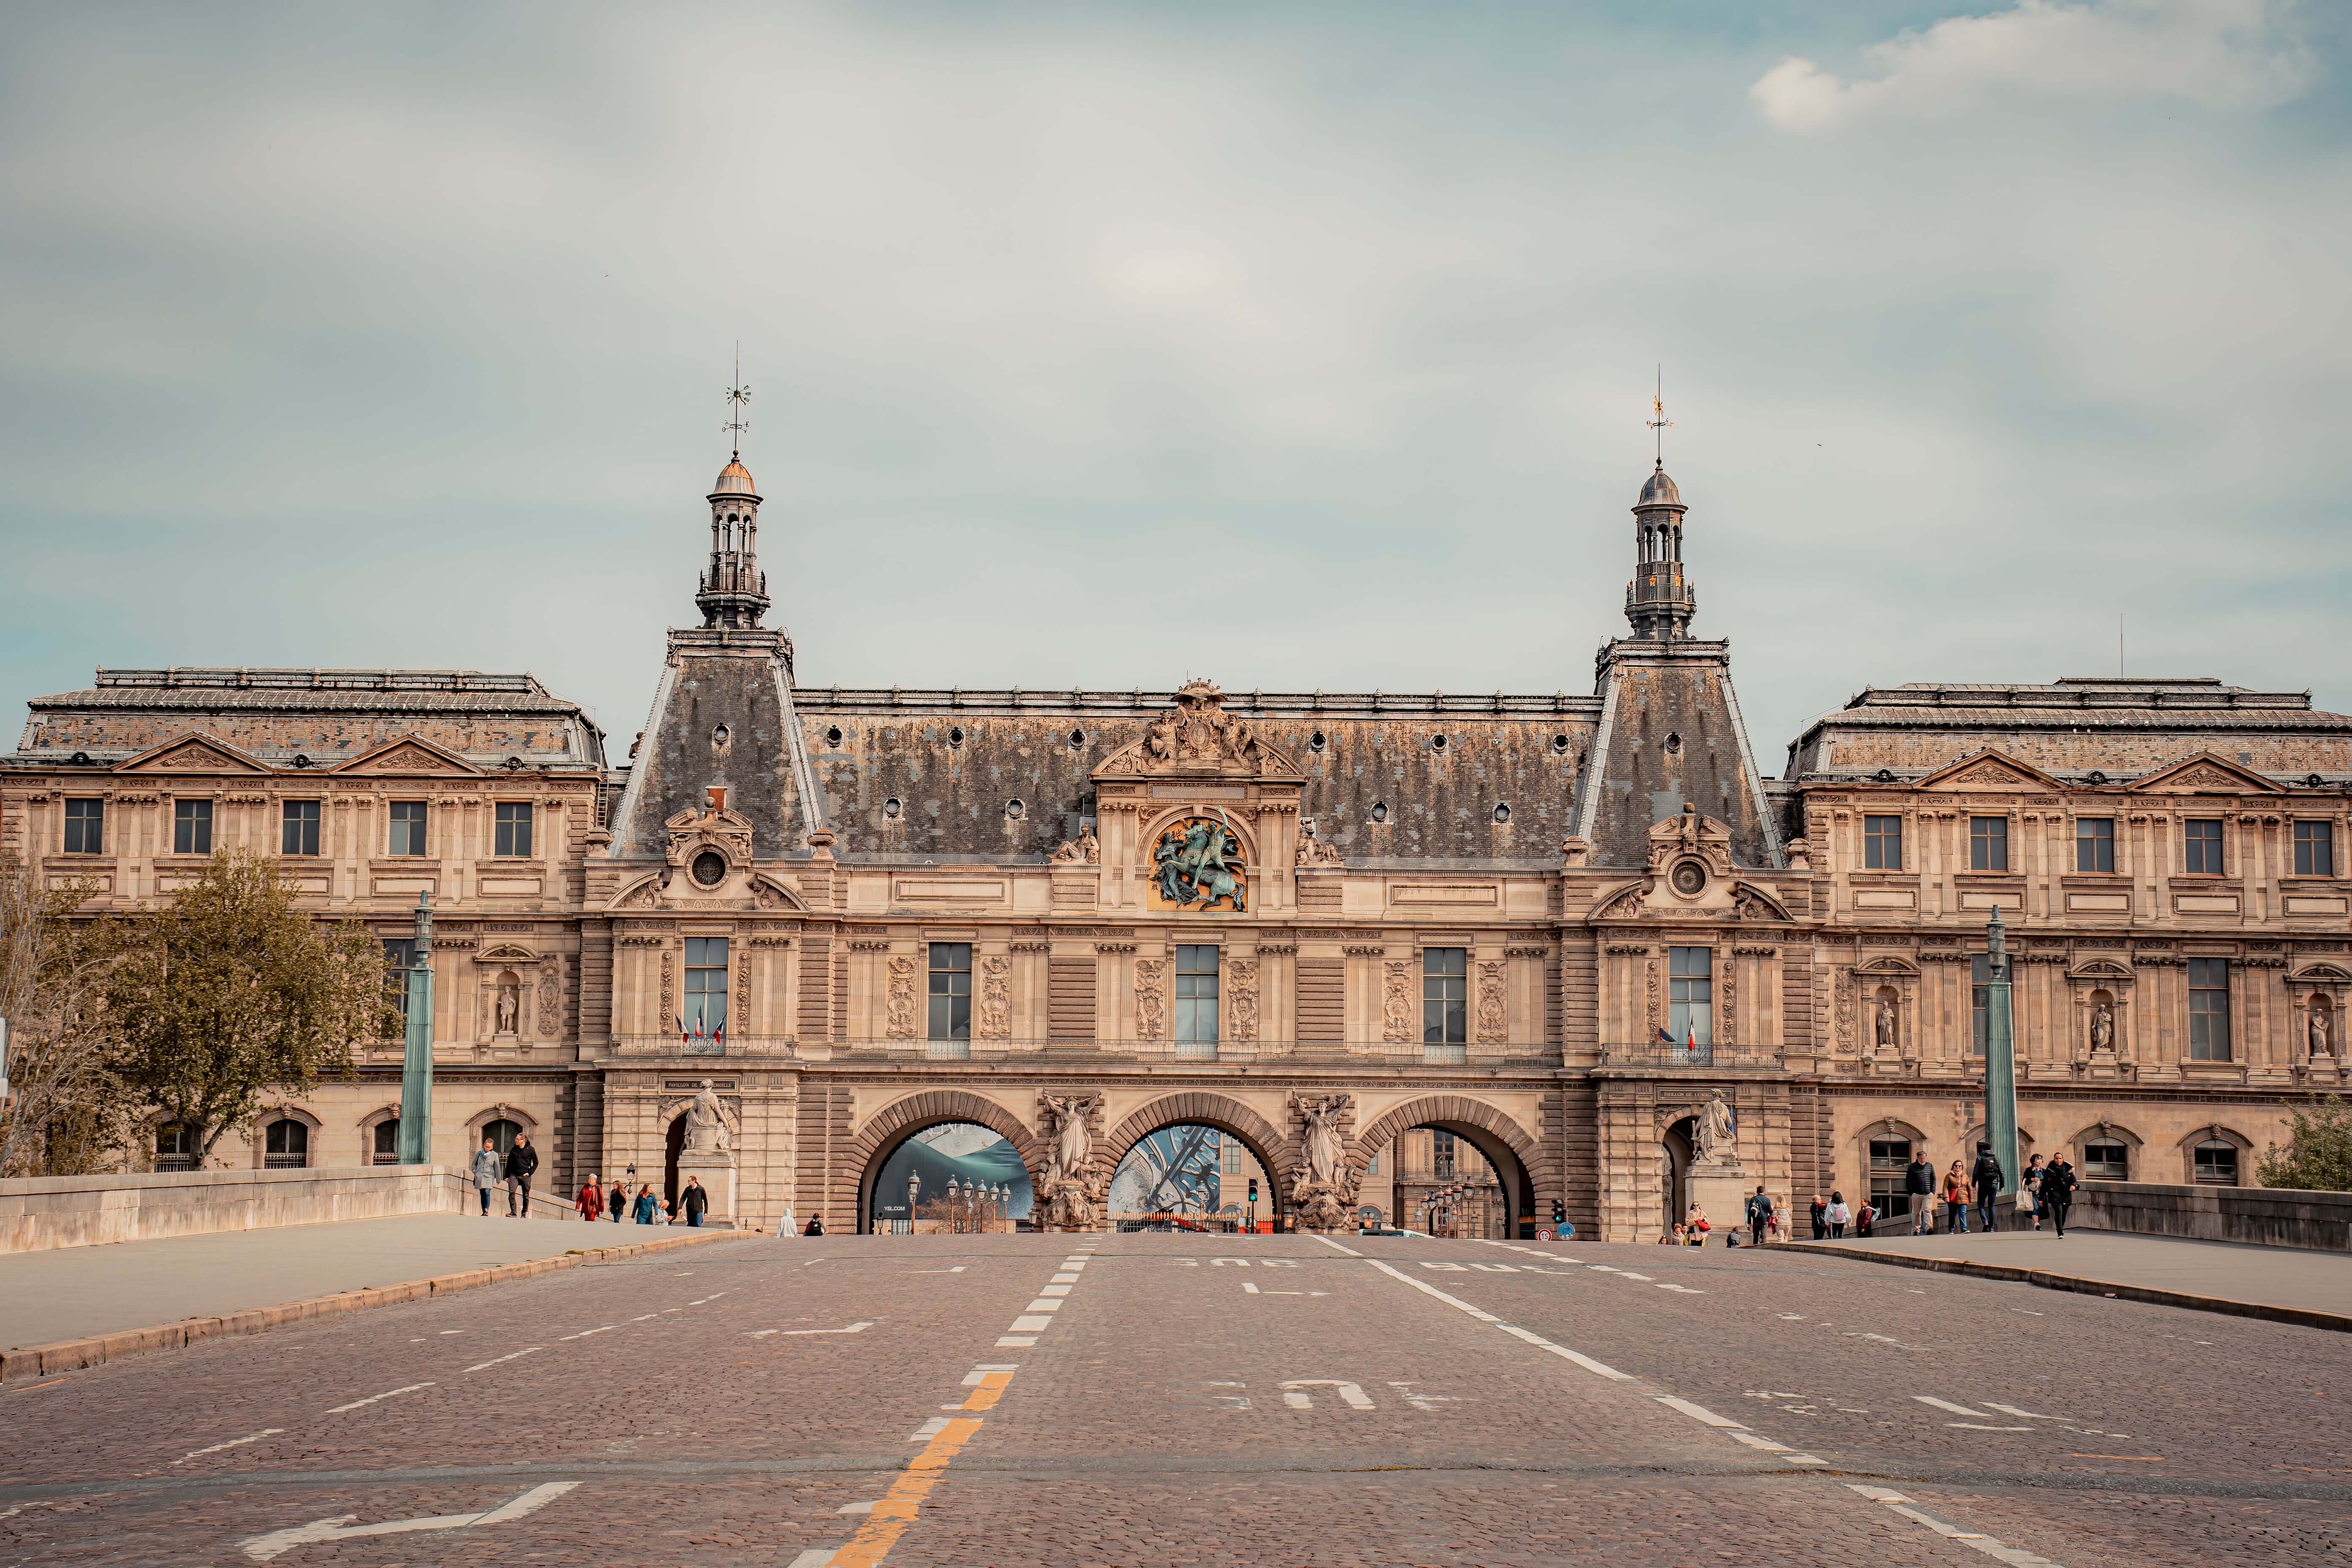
[1783,677,2352,785]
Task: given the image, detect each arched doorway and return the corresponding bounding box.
[1661,1117,1694,1235]
[864,1122,1035,1234]
[664,1115,686,1213]
[1383,1124,1529,1239]
[1106,1124,1274,1233]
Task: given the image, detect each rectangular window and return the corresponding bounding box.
[2082,1139,2129,1181]
[1862,815,1903,871]
[684,936,729,1036]
[1431,1129,1458,1180]
[2183,818,2224,875]
[1219,1135,1242,1176]
[387,800,427,857]
[2294,820,2335,877]
[1868,1137,1914,1217]
[371,1119,401,1165]
[173,799,213,855]
[1175,944,1220,1046]
[1667,946,1712,1046]
[155,1122,195,1172]
[2075,817,2115,873]
[1422,948,1467,1046]
[282,800,321,857]
[1968,816,2008,871]
[927,942,971,1042]
[494,801,534,858]
[383,939,416,1020]
[2188,957,2231,1061]
[2192,1141,2239,1185]
[63,798,103,855]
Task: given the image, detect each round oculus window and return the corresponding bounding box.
[1669,860,1707,897]
[691,850,729,887]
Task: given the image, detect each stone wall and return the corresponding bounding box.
[0,1165,487,1253]
[2073,1180,2352,1252]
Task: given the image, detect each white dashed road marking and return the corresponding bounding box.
[1915,1395,1997,1418]
[324,1382,434,1414]
[460,1347,544,1373]
[175,1430,284,1465]
[1847,1484,2067,1567]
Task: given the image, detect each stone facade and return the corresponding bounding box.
[6,453,2344,1237]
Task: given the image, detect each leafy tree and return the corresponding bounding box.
[2256,1094,2352,1193]
[104,851,400,1164]
[0,858,128,1176]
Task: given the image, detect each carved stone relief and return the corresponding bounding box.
[1834,968,1854,1050]
[1228,958,1260,1043]
[1382,960,1414,1043]
[977,954,1011,1040]
[885,956,918,1040]
[1475,961,1508,1045]
[1646,956,1662,1031]
[1720,959,1737,1047]
[735,953,752,1030]
[536,958,560,1038]
[1135,957,1168,1041]
[659,950,675,1023]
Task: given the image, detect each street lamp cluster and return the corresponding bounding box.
[902,1171,1012,1235]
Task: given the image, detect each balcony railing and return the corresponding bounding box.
[1598,1041,1785,1069]
[601,1035,1562,1067]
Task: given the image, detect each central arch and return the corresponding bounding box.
[1103,1092,1297,1232]
[848,1089,1045,1234]
[1353,1095,1547,1238]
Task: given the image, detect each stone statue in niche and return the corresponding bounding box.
[1873,995,1898,1053]
[494,974,520,1037]
[2311,1000,2333,1058]
[1288,1092,1356,1232]
[1036,1092,1102,1230]
[2088,1000,2116,1054]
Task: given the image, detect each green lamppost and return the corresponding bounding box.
[1983,905,2019,1204]
[397,891,436,1165]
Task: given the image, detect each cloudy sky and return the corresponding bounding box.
[3,1,2346,769]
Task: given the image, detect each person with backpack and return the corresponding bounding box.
[1824,1191,1851,1239]
[2039,1156,2079,1237]
[1745,1186,1774,1247]
[1904,1149,1937,1235]
[1971,1141,2005,1232]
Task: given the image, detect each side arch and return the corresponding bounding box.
[1352,1094,1553,1228]
[847,1089,1046,1233]
[1101,1092,1298,1225]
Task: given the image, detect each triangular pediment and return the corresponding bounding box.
[332,733,482,777]
[1913,750,2061,792]
[114,732,271,776]
[2130,752,2281,795]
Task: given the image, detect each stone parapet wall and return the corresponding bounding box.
[0,1165,483,1253]
[2074,1179,2352,1252]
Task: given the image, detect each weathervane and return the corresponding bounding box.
[723,342,751,458]
[1647,364,1671,466]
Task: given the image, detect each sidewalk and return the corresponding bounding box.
[0,1213,728,1355]
[1795,1227,2352,1326]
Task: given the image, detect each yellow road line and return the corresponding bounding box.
[828,1371,1014,1567]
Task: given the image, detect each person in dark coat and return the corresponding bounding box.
[504,1133,539,1218]
[1970,1142,2005,1232]
[608,1178,628,1221]
[803,1212,826,1236]
[2039,1157,2079,1237]
[1808,1194,1827,1240]
[1905,1151,1937,1235]
[1745,1186,1774,1248]
[679,1176,709,1228]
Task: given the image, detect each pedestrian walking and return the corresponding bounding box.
[608,1177,628,1222]
[1942,1161,1971,1233]
[504,1132,539,1218]
[470,1137,502,1217]
[1971,1141,2005,1232]
[1905,1149,1937,1235]
[1825,1191,1851,1239]
[1855,1200,1876,1238]
[632,1182,657,1224]
[576,1173,604,1221]
[1745,1185,1774,1248]
[1809,1194,1827,1240]
[2039,1157,2078,1237]
[2020,1154,2046,1230]
[680,1176,710,1227]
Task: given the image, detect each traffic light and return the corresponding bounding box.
[1551,1198,1565,1226]
[1247,1178,1259,1203]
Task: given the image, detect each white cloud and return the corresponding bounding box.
[1752,0,2315,131]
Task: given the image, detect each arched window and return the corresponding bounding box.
[483,1118,523,1156]
[2081,1138,2129,1181]
[156,1122,196,1172]
[371,1118,400,1165]
[263,1118,310,1169]
[2191,1138,2239,1186]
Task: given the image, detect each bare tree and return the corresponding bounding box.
[0,858,127,1176]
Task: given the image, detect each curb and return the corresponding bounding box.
[0,1228,735,1382]
[1777,1240,2352,1334]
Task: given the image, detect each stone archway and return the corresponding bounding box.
[847,1089,1045,1235]
[1353,1094,1549,1236]
[1102,1092,1298,1230]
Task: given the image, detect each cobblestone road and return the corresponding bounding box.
[1,1231,2344,1566]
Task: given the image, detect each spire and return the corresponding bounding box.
[1624,372,1695,640]
[696,353,770,629]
